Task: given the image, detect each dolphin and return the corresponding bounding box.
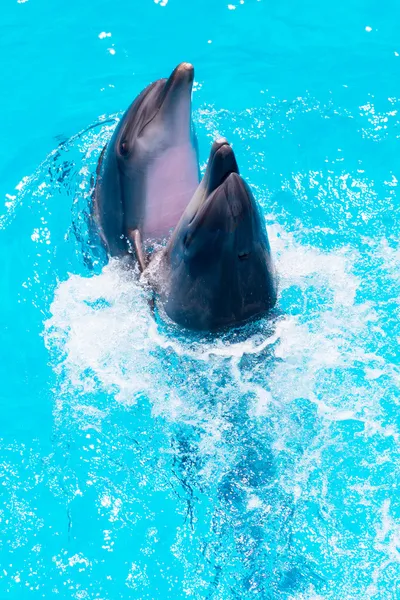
[145,139,278,331]
[93,63,200,269]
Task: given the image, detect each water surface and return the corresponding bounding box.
[1,1,400,598]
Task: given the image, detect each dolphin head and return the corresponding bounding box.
[158,139,278,331]
[114,62,196,159]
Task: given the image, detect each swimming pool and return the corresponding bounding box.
[1,0,400,597]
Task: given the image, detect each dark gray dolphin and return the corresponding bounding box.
[93,63,200,268]
[146,139,278,331]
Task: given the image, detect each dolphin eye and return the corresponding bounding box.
[238,251,250,261]
[120,141,129,156]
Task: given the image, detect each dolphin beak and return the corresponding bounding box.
[182,141,241,236]
[173,62,195,81]
[157,63,195,138]
[209,138,230,157]
[161,62,195,103]
[205,140,239,194]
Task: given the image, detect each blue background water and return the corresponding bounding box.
[1,0,400,598]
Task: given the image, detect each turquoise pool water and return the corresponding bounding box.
[1,0,400,598]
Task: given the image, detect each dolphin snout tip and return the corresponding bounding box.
[213,141,237,170]
[211,138,231,157]
[215,137,229,146]
[178,61,194,70]
[176,62,194,78]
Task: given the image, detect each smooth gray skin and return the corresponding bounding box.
[93,63,200,260]
[146,139,278,331]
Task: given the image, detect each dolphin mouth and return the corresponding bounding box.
[187,171,252,240]
[186,142,245,235]
[207,140,239,193]
[159,62,194,106]
[172,62,195,82]
[132,62,194,140]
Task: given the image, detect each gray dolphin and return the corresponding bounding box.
[93,63,199,268]
[146,139,278,331]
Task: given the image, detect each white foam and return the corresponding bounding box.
[45,260,155,404]
[44,223,381,434]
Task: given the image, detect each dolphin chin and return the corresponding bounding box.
[93,62,200,258]
[152,140,278,332]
